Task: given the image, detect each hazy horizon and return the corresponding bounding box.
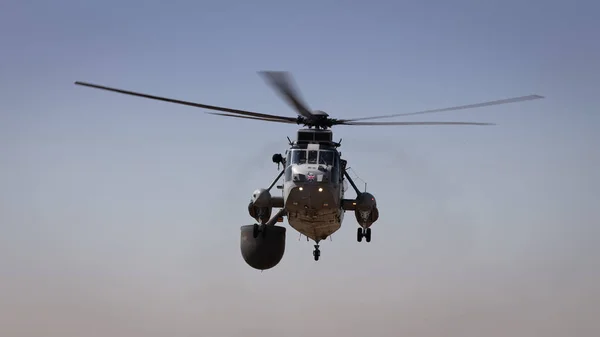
[1,0,599,336]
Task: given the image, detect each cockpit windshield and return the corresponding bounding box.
[319,150,334,166]
[290,149,337,166]
[308,150,318,164]
[291,150,306,164]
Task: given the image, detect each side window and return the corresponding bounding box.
[285,165,292,181]
[284,151,292,181]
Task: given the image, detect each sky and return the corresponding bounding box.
[1,0,599,336]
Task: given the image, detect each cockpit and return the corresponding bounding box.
[284,149,341,184]
[289,149,336,166]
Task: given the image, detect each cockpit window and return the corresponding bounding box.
[291,150,306,164]
[290,149,337,166]
[319,150,334,165]
[308,150,318,164]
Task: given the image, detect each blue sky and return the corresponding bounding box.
[1,0,599,335]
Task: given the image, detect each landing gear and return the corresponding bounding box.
[313,244,320,261]
[357,227,371,243]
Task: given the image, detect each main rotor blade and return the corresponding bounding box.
[258,71,315,119]
[340,94,544,122]
[207,112,298,124]
[74,81,297,123]
[340,121,495,126]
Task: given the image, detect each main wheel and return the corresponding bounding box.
[357,227,363,242]
[365,227,372,243]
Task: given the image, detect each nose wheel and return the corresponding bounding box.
[357,227,371,243]
[313,244,320,261]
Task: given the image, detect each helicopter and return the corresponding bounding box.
[74,71,544,270]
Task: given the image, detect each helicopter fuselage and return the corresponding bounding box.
[244,128,379,267]
[282,143,346,241]
[247,129,379,241]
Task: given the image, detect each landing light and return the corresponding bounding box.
[318,187,323,192]
[299,187,303,191]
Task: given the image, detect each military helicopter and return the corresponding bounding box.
[74,71,544,270]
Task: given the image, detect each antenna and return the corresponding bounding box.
[347,167,368,192]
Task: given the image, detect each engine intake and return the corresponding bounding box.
[240,225,286,270]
